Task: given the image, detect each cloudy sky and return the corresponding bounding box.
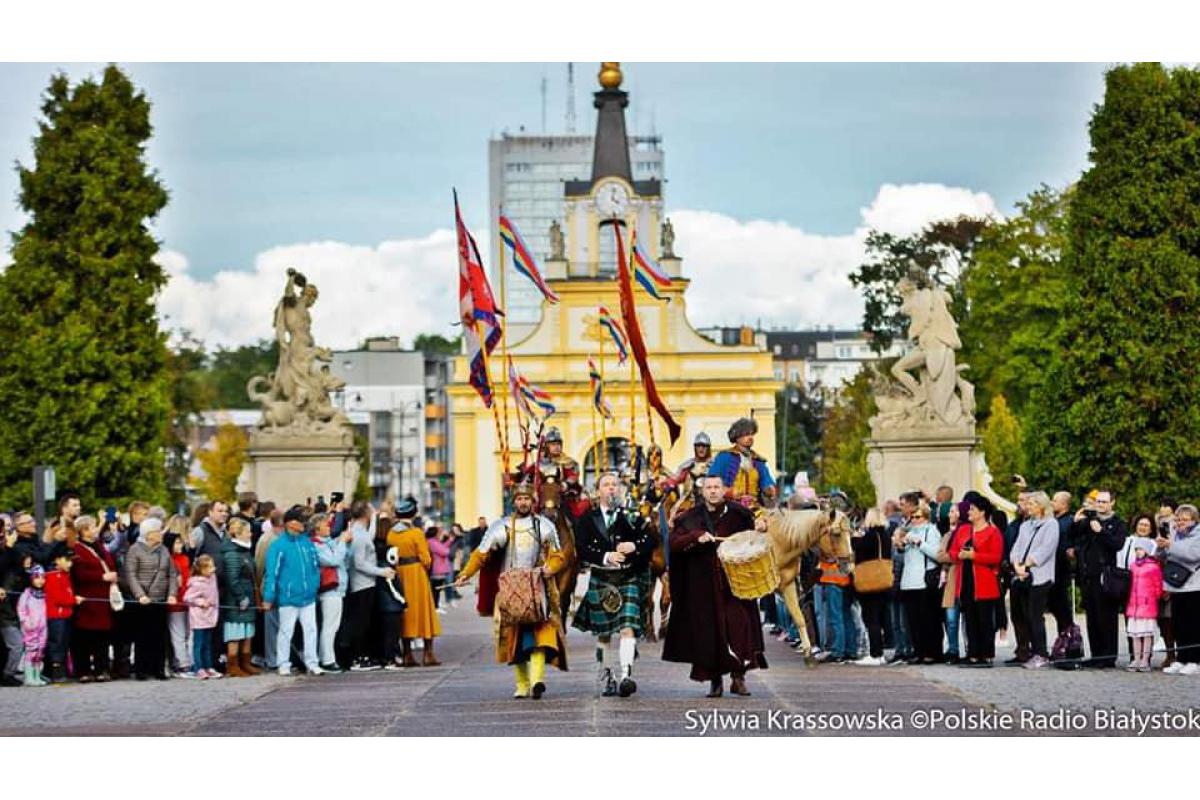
[0,63,1107,348]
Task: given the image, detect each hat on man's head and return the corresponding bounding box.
[727,417,757,443]
[544,427,563,444]
[395,496,419,519]
[511,481,536,500]
[283,506,307,525]
[694,431,712,447]
[28,564,45,579]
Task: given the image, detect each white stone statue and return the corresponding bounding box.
[247,269,352,439]
[871,276,976,434]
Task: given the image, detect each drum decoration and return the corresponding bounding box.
[716,530,778,600]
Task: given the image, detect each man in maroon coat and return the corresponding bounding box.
[663,474,768,697]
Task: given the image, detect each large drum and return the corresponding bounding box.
[717,530,778,600]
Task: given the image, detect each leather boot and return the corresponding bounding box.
[239,641,261,675]
[705,678,723,698]
[729,674,751,696]
[422,639,441,667]
[225,643,247,677]
[402,640,418,668]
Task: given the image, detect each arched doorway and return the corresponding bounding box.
[580,436,646,489]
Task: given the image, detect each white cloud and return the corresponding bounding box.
[156,231,458,350]
[860,183,1000,238]
[675,182,999,330]
[154,182,998,347]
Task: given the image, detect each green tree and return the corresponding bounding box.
[0,66,170,508]
[959,185,1072,421]
[980,395,1025,502]
[353,431,371,501]
[1025,63,1200,512]
[775,385,825,483]
[412,333,461,356]
[820,370,877,508]
[164,333,215,507]
[192,420,247,502]
[204,340,278,408]
[850,217,989,353]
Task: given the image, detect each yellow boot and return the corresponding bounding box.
[512,662,530,699]
[529,649,547,699]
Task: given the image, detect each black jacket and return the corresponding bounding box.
[1070,514,1128,581]
[574,506,654,571]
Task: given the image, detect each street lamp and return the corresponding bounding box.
[392,398,423,499]
[779,386,800,478]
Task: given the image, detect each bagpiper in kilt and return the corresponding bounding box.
[572,472,654,698]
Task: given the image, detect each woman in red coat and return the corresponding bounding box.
[949,492,1004,667]
[71,516,119,682]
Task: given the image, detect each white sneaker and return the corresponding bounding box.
[436,607,448,615]
[854,656,882,666]
[1163,661,1186,675]
[308,665,325,676]
[205,669,223,680]
[277,667,292,677]
[1179,663,1199,676]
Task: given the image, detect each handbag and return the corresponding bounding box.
[917,526,940,591]
[1100,543,1133,600]
[108,582,125,612]
[1163,559,1196,589]
[494,520,548,626]
[853,530,893,594]
[318,565,339,594]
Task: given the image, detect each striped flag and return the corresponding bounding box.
[588,358,614,420]
[597,305,629,363]
[508,356,556,420]
[631,229,671,301]
[456,190,502,407]
[499,215,559,304]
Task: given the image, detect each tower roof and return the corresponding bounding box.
[564,62,661,198]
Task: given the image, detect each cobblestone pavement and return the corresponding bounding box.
[3,598,1196,736]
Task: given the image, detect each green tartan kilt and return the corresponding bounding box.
[572,567,651,637]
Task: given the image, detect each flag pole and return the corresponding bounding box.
[599,333,608,473]
[497,209,512,471]
[477,331,507,475]
[590,353,600,491]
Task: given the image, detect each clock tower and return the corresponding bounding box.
[550,62,672,280]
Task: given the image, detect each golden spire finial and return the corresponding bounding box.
[598,62,622,90]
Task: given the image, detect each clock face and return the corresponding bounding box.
[594,182,630,218]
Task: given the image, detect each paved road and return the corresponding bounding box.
[2,595,1195,736]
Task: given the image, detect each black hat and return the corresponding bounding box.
[728,417,758,443]
[283,506,307,524]
[395,496,419,519]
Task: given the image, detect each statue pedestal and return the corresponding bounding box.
[866,427,1014,512]
[238,431,360,505]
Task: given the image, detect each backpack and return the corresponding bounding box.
[1051,623,1084,669]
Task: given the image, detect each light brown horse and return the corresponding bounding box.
[762,506,853,658]
[644,510,672,642]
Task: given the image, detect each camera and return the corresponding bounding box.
[1159,521,1171,538]
[1084,509,1099,520]
[331,491,345,505]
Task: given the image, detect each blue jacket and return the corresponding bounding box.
[708,449,775,496]
[263,532,320,608]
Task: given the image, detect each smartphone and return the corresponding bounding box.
[105,506,118,524]
[330,492,345,505]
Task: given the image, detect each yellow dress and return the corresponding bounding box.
[386,525,442,640]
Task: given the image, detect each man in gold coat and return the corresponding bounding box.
[455,481,568,699]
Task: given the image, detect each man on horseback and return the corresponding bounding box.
[708,418,778,512]
[667,432,715,519]
[520,426,587,621]
[572,472,655,698]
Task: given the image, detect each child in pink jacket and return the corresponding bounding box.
[183,555,222,679]
[1126,537,1163,672]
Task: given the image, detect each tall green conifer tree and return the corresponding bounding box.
[1026,63,1200,511]
[0,66,170,507]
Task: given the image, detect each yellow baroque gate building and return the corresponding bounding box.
[448,63,780,520]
